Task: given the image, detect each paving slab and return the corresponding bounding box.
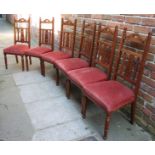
[32,119,96,141]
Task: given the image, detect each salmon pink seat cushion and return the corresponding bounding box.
[41,51,71,64]
[4,44,30,55]
[55,58,89,73]
[25,47,51,57]
[68,67,108,88]
[83,80,135,112]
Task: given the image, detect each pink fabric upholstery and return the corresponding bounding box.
[83,80,135,112]
[25,47,51,57]
[4,44,29,55]
[41,51,71,64]
[55,58,89,73]
[68,67,108,88]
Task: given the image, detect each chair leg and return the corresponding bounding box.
[21,56,24,71]
[40,59,45,76]
[66,79,71,99]
[15,55,18,64]
[131,102,136,124]
[56,68,59,86]
[103,113,112,140]
[4,54,8,69]
[81,95,88,119]
[29,56,32,65]
[25,56,29,71]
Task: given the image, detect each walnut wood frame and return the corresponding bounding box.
[81,28,152,140]
[4,17,31,71]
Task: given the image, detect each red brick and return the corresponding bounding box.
[133,25,151,34]
[147,53,154,61]
[125,16,141,24]
[142,18,155,26]
[139,90,153,102]
[151,72,155,80]
[146,104,155,113]
[119,23,133,31]
[149,45,155,54]
[146,62,155,71]
[142,76,155,88]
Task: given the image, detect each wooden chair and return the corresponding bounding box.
[25,17,54,71]
[66,24,118,99]
[3,17,31,71]
[40,18,77,76]
[54,20,96,86]
[81,28,152,139]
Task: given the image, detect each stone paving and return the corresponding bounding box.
[0,19,153,141]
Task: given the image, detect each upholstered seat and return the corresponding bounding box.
[25,47,51,57]
[68,67,108,88]
[56,58,89,73]
[4,44,30,55]
[83,80,135,113]
[41,51,71,64]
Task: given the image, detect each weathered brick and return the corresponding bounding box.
[143,107,151,116]
[142,18,155,26]
[133,25,151,34]
[112,15,124,22]
[119,23,133,31]
[91,14,102,19]
[151,72,155,80]
[125,16,141,24]
[139,90,153,102]
[146,62,155,71]
[151,114,155,121]
[102,15,112,20]
[147,53,154,61]
[143,68,150,76]
[146,103,155,113]
[142,76,155,88]
[149,45,155,54]
[149,90,155,97]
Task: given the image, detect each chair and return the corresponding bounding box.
[81,28,152,139]
[25,17,54,71]
[3,17,31,71]
[66,24,118,98]
[55,20,96,85]
[40,18,77,77]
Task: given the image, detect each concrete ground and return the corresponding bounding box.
[0,20,154,141]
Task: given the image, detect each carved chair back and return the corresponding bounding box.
[39,17,54,50]
[78,21,96,66]
[113,28,152,98]
[14,17,31,47]
[59,18,77,57]
[93,24,118,79]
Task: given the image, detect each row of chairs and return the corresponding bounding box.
[3,17,152,139]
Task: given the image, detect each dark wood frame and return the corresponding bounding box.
[25,17,55,71]
[81,28,152,140]
[55,20,96,86]
[4,17,31,71]
[66,24,118,99]
[40,18,77,77]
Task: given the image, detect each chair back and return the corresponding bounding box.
[14,17,31,47]
[93,24,118,79]
[113,28,152,98]
[59,18,77,57]
[78,21,96,66]
[39,17,54,50]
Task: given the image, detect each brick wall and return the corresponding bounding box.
[62,14,155,136]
